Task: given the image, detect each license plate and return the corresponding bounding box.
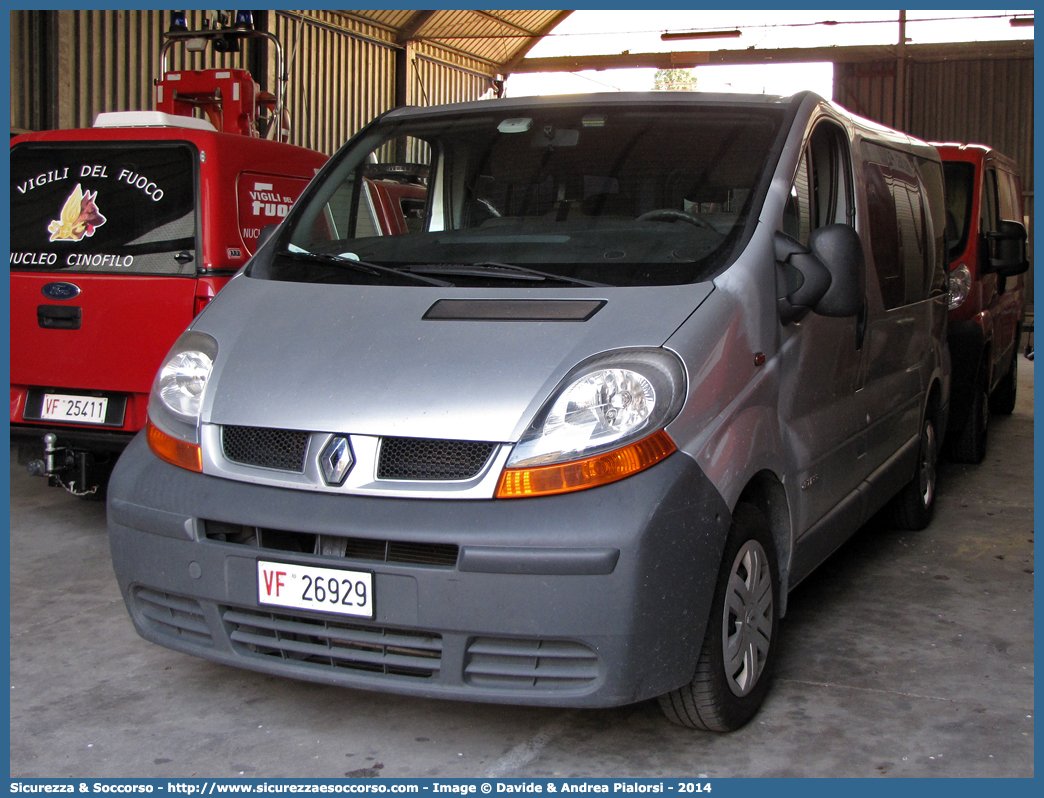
[257,560,374,619]
[39,393,109,424]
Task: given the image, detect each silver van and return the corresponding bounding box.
[108,92,949,731]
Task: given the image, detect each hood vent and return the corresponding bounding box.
[423,298,605,322]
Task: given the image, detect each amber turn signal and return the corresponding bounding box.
[496,429,677,498]
[146,417,202,473]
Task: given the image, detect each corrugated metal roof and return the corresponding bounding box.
[334,10,572,72]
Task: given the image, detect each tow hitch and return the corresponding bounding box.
[26,433,112,498]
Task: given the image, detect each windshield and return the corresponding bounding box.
[942,161,975,261]
[255,102,786,287]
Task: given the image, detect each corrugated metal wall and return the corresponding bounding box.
[9,10,165,131]
[274,11,398,156]
[835,56,1034,304]
[10,10,495,154]
[412,44,493,107]
[8,10,262,132]
[834,57,1033,191]
[271,13,494,153]
[9,10,47,132]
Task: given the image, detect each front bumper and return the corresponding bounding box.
[108,433,731,708]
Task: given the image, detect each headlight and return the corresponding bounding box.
[158,350,213,420]
[146,331,218,472]
[154,331,218,422]
[498,349,685,497]
[948,263,972,310]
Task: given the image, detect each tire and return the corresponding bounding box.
[658,503,779,732]
[988,351,1018,416]
[946,366,988,464]
[888,414,939,530]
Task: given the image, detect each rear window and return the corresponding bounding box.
[10,142,198,275]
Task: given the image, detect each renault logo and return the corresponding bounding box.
[319,436,354,486]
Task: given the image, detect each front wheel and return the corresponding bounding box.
[658,502,779,731]
[887,414,938,530]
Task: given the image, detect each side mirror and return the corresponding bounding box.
[256,224,279,251]
[985,220,1029,277]
[808,224,866,317]
[775,224,866,324]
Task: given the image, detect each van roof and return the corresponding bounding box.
[931,142,991,154]
[931,141,1019,170]
[381,90,810,122]
[377,91,939,163]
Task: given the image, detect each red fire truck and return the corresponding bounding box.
[10,23,329,496]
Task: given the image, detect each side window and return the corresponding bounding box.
[783,150,813,242]
[996,168,1019,222]
[862,142,945,309]
[981,169,999,235]
[808,123,855,229]
[783,120,854,246]
[864,162,904,309]
[400,197,427,233]
[917,158,949,298]
[894,178,928,304]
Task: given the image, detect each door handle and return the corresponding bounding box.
[37,305,81,330]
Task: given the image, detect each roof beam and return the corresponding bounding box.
[470,10,543,37]
[509,39,1033,73]
[396,10,438,44]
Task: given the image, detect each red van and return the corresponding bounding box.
[934,143,1028,462]
[10,29,329,496]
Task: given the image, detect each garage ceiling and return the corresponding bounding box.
[308,11,1033,76]
[329,10,574,74]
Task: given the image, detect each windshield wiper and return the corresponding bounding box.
[405,261,607,287]
[283,249,452,287]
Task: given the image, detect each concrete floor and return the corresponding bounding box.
[9,357,1034,778]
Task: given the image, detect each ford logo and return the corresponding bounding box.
[41,282,81,300]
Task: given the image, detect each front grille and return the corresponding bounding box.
[465,637,599,689]
[133,587,213,646]
[222,426,309,472]
[377,437,497,480]
[219,428,496,482]
[203,521,460,568]
[334,535,461,567]
[224,607,442,678]
[383,541,460,567]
